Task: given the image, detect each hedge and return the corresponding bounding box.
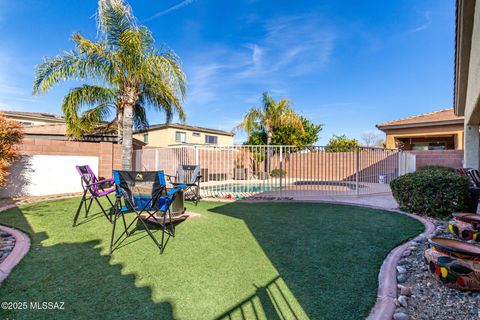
[390,167,472,218]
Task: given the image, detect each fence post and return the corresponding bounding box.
[279,146,283,197]
[194,145,199,165]
[355,147,360,196]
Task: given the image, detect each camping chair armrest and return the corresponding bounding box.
[86,179,114,188]
[167,184,186,196]
[165,174,178,184]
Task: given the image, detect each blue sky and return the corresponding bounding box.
[0,0,455,144]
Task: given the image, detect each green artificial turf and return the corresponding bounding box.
[0,199,423,319]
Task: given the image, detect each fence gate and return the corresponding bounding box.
[134,145,414,199]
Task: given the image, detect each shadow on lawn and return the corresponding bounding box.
[214,276,305,320]
[0,206,174,319]
[208,201,419,320]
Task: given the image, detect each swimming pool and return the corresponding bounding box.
[202,184,280,193]
[202,181,364,193]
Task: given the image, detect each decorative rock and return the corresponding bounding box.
[402,250,411,257]
[397,266,407,274]
[393,312,409,320]
[397,274,407,284]
[398,284,411,296]
[398,295,408,307]
[394,298,401,307]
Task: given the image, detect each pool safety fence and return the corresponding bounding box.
[134,145,416,198]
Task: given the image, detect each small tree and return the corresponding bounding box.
[0,113,23,187]
[245,116,322,147]
[361,131,384,147]
[326,134,359,152]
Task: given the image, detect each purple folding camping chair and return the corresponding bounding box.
[73,165,115,226]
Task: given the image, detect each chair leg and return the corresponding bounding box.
[85,198,93,218]
[137,214,164,253]
[110,214,118,254]
[95,197,112,223]
[73,189,88,227]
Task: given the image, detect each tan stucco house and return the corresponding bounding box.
[454,0,480,169]
[2,110,65,126]
[377,109,464,150]
[134,123,234,147]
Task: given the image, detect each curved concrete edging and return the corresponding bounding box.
[0,205,31,284]
[366,211,434,320]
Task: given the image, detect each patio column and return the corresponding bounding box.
[464,123,480,169]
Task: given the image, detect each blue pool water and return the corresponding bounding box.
[203,184,280,193]
[202,181,363,193]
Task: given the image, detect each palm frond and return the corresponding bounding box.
[61,85,116,138]
[33,50,113,95]
[97,0,136,49]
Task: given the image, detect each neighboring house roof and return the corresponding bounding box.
[135,123,234,136]
[2,110,65,123]
[376,109,464,131]
[23,123,146,146]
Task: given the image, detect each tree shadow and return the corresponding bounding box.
[0,206,175,320]
[209,201,423,319]
[214,276,307,320]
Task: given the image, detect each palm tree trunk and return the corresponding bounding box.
[117,108,123,144]
[121,87,138,170]
[122,104,133,170]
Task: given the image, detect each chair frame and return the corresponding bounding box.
[109,170,185,254]
[167,165,202,206]
[73,165,115,227]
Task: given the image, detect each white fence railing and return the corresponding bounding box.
[134,145,416,198]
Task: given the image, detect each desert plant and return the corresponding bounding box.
[390,168,471,218]
[0,113,23,187]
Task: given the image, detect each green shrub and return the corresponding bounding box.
[390,169,471,218]
[417,165,455,173]
[270,169,287,177]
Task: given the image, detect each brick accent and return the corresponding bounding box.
[409,150,464,169]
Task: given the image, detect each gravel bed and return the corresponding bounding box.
[0,230,16,263]
[393,219,480,320]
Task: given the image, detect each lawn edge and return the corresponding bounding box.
[367,210,434,320]
[294,200,434,320]
[0,205,31,284]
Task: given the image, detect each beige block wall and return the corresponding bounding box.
[384,124,464,149]
[134,127,234,147]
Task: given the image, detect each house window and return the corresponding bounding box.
[21,121,33,126]
[192,132,201,137]
[205,135,218,144]
[143,133,149,143]
[175,131,186,143]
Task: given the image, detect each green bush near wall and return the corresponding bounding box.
[390,167,471,218]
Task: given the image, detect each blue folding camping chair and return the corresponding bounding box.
[109,170,186,254]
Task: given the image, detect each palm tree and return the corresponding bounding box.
[236,92,304,145]
[33,0,186,169]
[236,92,304,174]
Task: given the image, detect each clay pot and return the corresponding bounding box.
[449,213,480,241]
[424,237,480,291]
